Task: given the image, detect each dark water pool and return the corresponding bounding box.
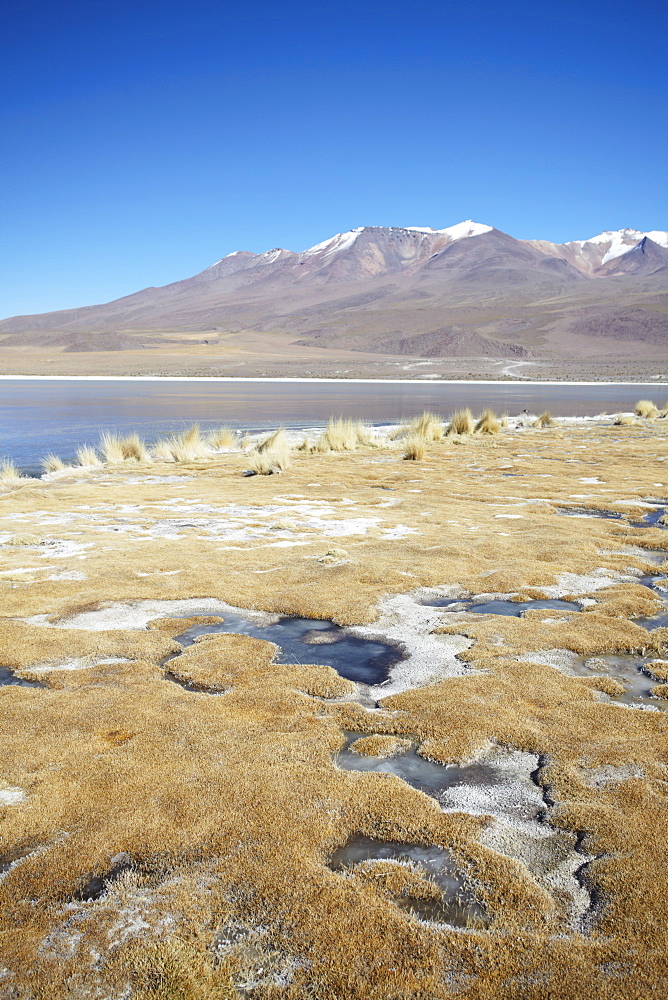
[173,612,403,685]
[424,598,581,616]
[0,666,42,688]
[329,834,486,926]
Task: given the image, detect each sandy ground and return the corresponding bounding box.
[1,415,668,998]
[0,336,665,381]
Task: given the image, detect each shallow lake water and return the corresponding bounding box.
[329,834,486,926]
[424,597,581,616]
[1,378,663,474]
[174,613,402,685]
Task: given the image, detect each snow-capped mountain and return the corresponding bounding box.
[1,222,666,361]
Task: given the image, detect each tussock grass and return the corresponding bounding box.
[119,938,236,1000]
[613,413,636,426]
[635,399,659,419]
[41,453,67,473]
[403,435,426,461]
[207,427,237,450]
[407,411,444,442]
[0,459,26,486]
[256,427,288,454]
[75,444,101,467]
[247,428,291,473]
[315,418,374,452]
[500,413,509,427]
[533,411,555,428]
[119,433,151,462]
[100,432,127,464]
[474,409,501,435]
[446,408,474,436]
[155,424,211,463]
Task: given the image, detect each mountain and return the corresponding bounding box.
[1,223,667,360]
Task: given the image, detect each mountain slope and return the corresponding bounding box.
[1,223,666,360]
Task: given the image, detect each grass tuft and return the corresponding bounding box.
[447,408,474,436]
[635,399,659,419]
[121,938,237,1000]
[0,459,27,486]
[474,409,501,435]
[76,444,102,467]
[100,432,127,464]
[408,411,444,442]
[41,453,67,473]
[403,435,426,460]
[120,433,151,462]
[207,427,238,450]
[315,418,374,452]
[613,413,636,426]
[533,411,555,429]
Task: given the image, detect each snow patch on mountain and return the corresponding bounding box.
[303,228,364,258]
[569,229,668,265]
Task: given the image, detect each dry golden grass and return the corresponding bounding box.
[635,398,659,418]
[533,411,555,428]
[0,459,27,486]
[349,735,412,757]
[315,417,375,452]
[100,431,127,464]
[474,408,501,434]
[408,411,444,442]
[75,444,102,467]
[403,434,426,460]
[207,427,238,450]
[1,418,668,998]
[41,452,67,473]
[119,432,151,462]
[613,413,636,426]
[446,408,474,436]
[155,424,211,463]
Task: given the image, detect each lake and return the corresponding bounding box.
[0,377,664,474]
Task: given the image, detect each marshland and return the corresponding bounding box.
[1,395,668,999]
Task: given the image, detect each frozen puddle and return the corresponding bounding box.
[423,597,581,616]
[0,666,42,688]
[336,735,594,928]
[329,835,486,927]
[173,614,403,686]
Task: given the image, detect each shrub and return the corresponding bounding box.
[447,408,474,436]
[403,435,426,460]
[474,409,501,435]
[635,399,659,419]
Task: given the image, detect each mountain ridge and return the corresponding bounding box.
[1,222,666,362]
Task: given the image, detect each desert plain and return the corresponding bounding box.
[1,410,668,999]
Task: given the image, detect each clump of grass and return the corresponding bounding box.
[100,432,127,464]
[613,413,635,426]
[446,408,474,436]
[7,533,40,546]
[403,435,426,460]
[500,413,509,427]
[75,444,101,467]
[120,938,236,1000]
[635,399,659,419]
[154,424,211,463]
[247,428,291,474]
[207,427,237,450]
[41,453,66,473]
[408,411,444,442]
[315,418,374,452]
[0,460,26,486]
[534,411,555,428]
[256,427,288,454]
[119,433,151,462]
[474,409,501,435]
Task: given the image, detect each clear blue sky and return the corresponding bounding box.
[1,0,666,318]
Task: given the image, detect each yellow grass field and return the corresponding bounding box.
[1,416,667,999]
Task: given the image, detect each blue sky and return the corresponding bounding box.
[1,0,666,318]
